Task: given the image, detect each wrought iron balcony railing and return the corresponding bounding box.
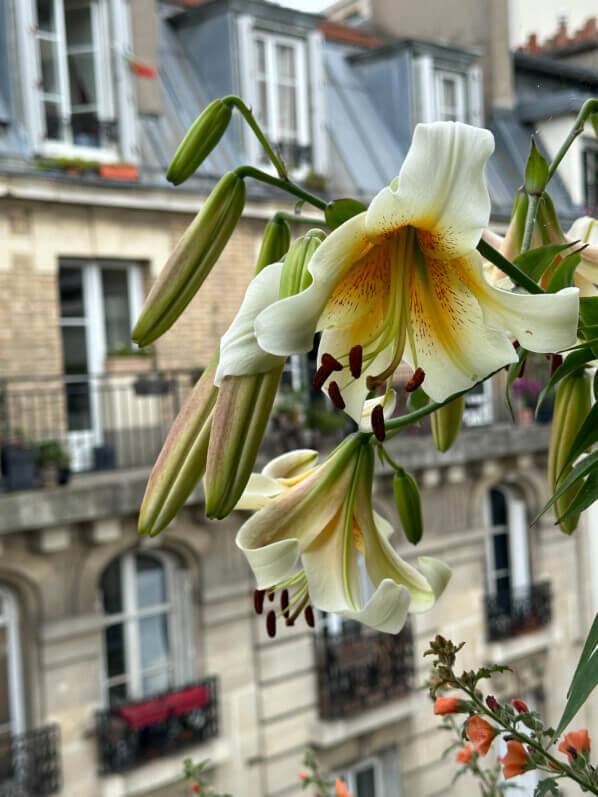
[315,622,415,720]
[95,677,219,775]
[484,581,552,642]
[0,724,61,796]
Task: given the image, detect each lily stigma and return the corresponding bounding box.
[235,436,450,634]
[250,121,578,427]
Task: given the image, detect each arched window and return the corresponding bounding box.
[485,486,531,608]
[0,588,24,738]
[100,551,194,705]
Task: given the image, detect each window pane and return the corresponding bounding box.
[142,670,169,698]
[68,53,97,107]
[493,532,510,571]
[489,488,507,527]
[61,326,88,374]
[441,77,456,110]
[39,39,59,95]
[136,556,166,608]
[102,269,131,353]
[37,0,55,31]
[356,767,376,797]
[277,85,297,136]
[59,267,84,318]
[44,101,63,141]
[102,559,123,615]
[138,615,170,672]
[0,629,11,729]
[108,682,128,704]
[276,45,295,80]
[71,111,100,148]
[65,5,93,48]
[104,624,126,680]
[255,39,266,73]
[65,381,91,431]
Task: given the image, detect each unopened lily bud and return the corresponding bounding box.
[548,370,591,534]
[536,191,565,245]
[393,467,423,545]
[591,111,598,139]
[205,367,283,518]
[501,188,528,261]
[132,171,246,346]
[138,354,219,536]
[279,229,326,299]
[524,138,549,197]
[431,395,466,452]
[255,216,291,275]
[166,98,233,186]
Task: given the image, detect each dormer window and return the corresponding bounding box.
[412,52,482,127]
[434,70,466,123]
[252,31,310,171]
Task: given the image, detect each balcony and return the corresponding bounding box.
[484,581,552,642]
[95,677,219,775]
[315,623,415,720]
[0,724,61,796]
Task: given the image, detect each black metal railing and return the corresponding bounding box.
[0,724,61,796]
[315,622,415,720]
[95,677,219,775]
[484,581,552,642]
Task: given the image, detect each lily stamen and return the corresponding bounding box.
[266,610,276,638]
[349,345,363,378]
[405,367,425,392]
[254,589,265,615]
[371,404,386,441]
[304,606,315,627]
[328,381,346,410]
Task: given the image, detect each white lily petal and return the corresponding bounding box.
[236,536,301,590]
[418,556,452,601]
[262,449,319,480]
[366,122,494,258]
[215,262,286,385]
[567,217,598,245]
[255,213,372,356]
[458,253,580,354]
[373,511,395,540]
[235,473,285,511]
[339,581,411,634]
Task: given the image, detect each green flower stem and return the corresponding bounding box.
[271,210,327,227]
[223,96,287,178]
[520,192,540,254]
[476,239,543,294]
[458,680,598,795]
[546,99,598,183]
[234,165,328,211]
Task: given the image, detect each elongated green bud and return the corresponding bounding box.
[132,171,246,346]
[524,138,548,197]
[548,370,591,534]
[167,99,233,186]
[205,366,283,518]
[204,229,325,518]
[536,191,565,245]
[501,188,528,261]
[393,467,423,545]
[138,354,219,536]
[431,395,466,452]
[255,216,291,275]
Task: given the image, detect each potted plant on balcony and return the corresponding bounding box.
[105,345,154,375]
[36,440,71,487]
[134,370,173,396]
[1,431,37,491]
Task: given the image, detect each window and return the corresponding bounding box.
[336,758,383,797]
[100,551,194,705]
[434,70,466,122]
[33,0,115,149]
[0,589,24,741]
[252,32,310,170]
[485,486,531,605]
[583,145,598,216]
[463,378,493,426]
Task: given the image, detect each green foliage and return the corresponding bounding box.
[324,198,366,230]
[514,241,573,283]
[534,778,560,796]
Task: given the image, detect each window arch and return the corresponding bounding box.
[100,550,194,705]
[0,588,25,737]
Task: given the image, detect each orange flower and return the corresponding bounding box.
[335,778,354,797]
[559,729,591,760]
[466,715,496,756]
[500,740,529,779]
[297,773,307,781]
[456,743,473,763]
[434,696,465,715]
[511,699,529,713]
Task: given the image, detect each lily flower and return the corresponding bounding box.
[235,435,450,633]
[566,217,598,296]
[245,122,578,422]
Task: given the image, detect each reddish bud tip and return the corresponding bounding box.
[281,589,289,618]
[503,734,515,742]
[191,784,200,794]
[517,358,527,379]
[405,367,425,392]
[486,695,500,711]
[254,589,265,615]
[266,610,276,638]
[349,345,363,379]
[321,353,343,372]
[551,353,563,376]
[371,404,386,441]
[511,699,529,713]
[328,381,346,410]
[304,605,315,627]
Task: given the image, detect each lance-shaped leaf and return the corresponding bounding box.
[556,399,598,479]
[555,612,598,737]
[534,450,598,523]
[535,347,594,417]
[514,242,574,283]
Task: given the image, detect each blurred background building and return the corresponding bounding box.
[0,0,597,794]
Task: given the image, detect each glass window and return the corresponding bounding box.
[101,269,131,353]
[434,70,466,123]
[335,759,382,797]
[0,589,24,739]
[583,147,598,216]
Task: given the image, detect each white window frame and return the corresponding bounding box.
[248,28,310,171]
[0,589,25,738]
[16,0,133,160]
[335,756,384,797]
[434,69,466,123]
[99,550,194,706]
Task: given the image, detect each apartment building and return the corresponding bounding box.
[0,1,596,795]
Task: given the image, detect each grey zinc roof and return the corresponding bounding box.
[517,90,594,123]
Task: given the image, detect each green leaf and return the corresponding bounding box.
[580,296,598,328]
[325,198,366,230]
[556,401,598,478]
[477,238,543,294]
[406,387,429,414]
[567,613,598,699]
[556,470,598,522]
[556,644,598,737]
[535,348,595,417]
[533,450,598,523]
[534,778,560,797]
[514,242,573,282]
[546,251,581,292]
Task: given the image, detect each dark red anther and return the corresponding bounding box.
[328,381,346,410]
[567,745,578,759]
[313,365,329,390]
[517,357,527,379]
[304,605,315,627]
[321,353,343,372]
[551,353,563,376]
[405,367,425,392]
[503,735,514,742]
[513,340,520,349]
[268,589,275,602]
[371,404,386,442]
[266,610,276,638]
[254,589,265,615]
[349,345,363,379]
[527,746,535,756]
[281,589,289,618]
